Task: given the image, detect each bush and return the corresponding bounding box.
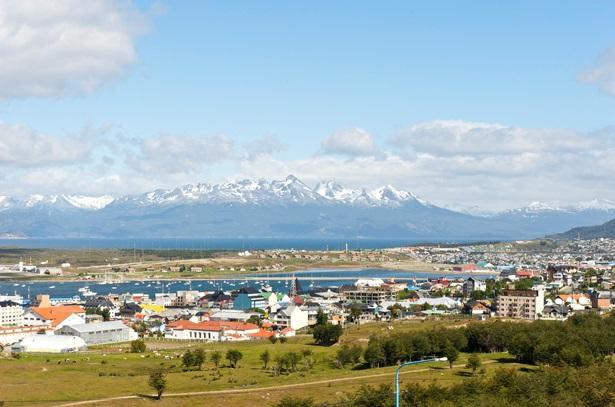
[130,339,146,353]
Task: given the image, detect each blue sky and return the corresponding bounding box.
[1,1,615,210]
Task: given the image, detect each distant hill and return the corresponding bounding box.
[550,218,615,240]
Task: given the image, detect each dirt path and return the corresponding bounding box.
[57,361,495,406]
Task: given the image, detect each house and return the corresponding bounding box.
[57,321,137,345]
[120,302,142,319]
[555,294,591,308]
[0,300,23,326]
[591,291,615,309]
[463,300,491,316]
[233,288,267,310]
[541,304,569,320]
[272,305,309,330]
[199,291,233,309]
[23,305,86,330]
[210,310,257,322]
[462,277,486,297]
[165,320,259,341]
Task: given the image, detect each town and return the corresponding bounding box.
[1,238,614,353]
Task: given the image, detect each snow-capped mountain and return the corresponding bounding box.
[2,175,615,239]
[1,194,114,211]
[498,199,615,216]
[114,175,429,208]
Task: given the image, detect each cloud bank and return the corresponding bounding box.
[0,0,148,99]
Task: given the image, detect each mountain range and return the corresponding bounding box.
[1,175,614,240]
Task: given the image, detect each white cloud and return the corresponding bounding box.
[580,45,615,96]
[321,128,378,156]
[3,119,615,211]
[0,121,92,166]
[0,0,148,99]
[131,134,235,174]
[390,120,595,156]
[244,135,285,159]
[239,121,615,210]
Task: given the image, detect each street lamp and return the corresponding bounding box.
[395,357,448,407]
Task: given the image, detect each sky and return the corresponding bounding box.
[1,0,615,210]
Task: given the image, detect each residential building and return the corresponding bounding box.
[23,305,86,330]
[339,285,396,304]
[495,289,545,320]
[462,277,487,297]
[164,320,259,341]
[271,304,309,330]
[0,300,23,326]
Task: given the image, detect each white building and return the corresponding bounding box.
[165,320,259,342]
[12,334,87,353]
[0,300,23,326]
[0,325,52,346]
[272,305,309,330]
[57,321,137,345]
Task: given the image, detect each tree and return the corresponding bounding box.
[210,350,222,368]
[443,342,459,369]
[148,368,167,400]
[364,337,385,368]
[466,353,481,374]
[313,323,343,346]
[349,302,362,323]
[192,348,205,369]
[182,350,195,368]
[260,350,271,369]
[183,349,205,370]
[226,349,243,368]
[247,315,262,327]
[315,309,328,325]
[130,339,146,353]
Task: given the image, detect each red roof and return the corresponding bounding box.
[167,320,258,332]
[249,329,275,338]
[31,305,84,327]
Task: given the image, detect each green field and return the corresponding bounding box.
[0,320,533,406]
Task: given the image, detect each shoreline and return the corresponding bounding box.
[3,264,499,284]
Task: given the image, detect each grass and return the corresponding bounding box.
[0,322,533,406]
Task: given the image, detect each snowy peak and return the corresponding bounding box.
[62,195,114,210]
[502,199,615,216]
[4,194,115,211]
[116,176,429,208]
[314,181,360,202]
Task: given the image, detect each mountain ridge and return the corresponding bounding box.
[1,175,615,240]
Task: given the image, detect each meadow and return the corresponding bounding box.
[0,319,533,406]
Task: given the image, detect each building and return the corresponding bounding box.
[0,325,52,346]
[339,284,396,304]
[495,289,545,320]
[23,305,86,330]
[12,334,87,353]
[463,277,487,297]
[165,320,259,341]
[271,304,309,330]
[0,300,23,326]
[233,288,268,310]
[57,321,136,345]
